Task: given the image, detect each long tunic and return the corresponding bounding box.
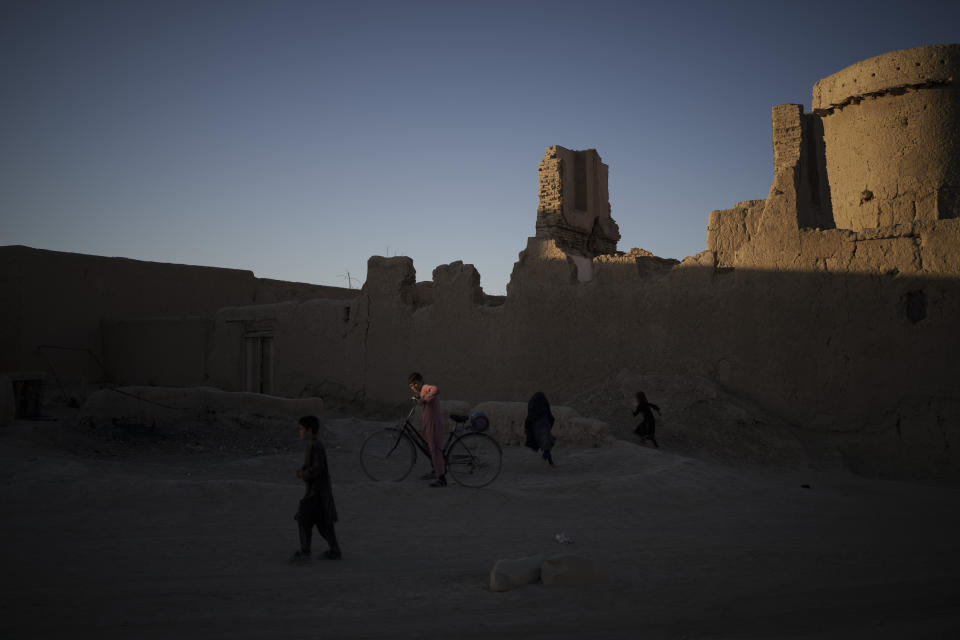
[418,383,446,476]
[524,391,556,453]
[633,401,660,436]
[296,438,338,527]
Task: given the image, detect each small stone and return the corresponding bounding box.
[489,554,544,592]
[554,532,573,544]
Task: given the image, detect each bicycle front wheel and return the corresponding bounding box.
[446,432,502,488]
[360,428,416,481]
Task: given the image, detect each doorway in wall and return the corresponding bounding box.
[243,334,273,394]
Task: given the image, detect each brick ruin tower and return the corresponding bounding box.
[536,146,621,258]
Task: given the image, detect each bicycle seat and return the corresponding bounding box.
[450,414,470,423]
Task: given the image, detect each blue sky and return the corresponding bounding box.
[2,0,958,294]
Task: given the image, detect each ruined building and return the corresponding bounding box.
[536,146,620,258]
[708,43,960,273]
[2,44,958,479]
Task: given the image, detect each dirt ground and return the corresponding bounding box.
[2,408,960,639]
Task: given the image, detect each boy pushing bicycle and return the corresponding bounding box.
[407,372,448,487]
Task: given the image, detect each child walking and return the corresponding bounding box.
[291,415,342,563]
[632,391,661,448]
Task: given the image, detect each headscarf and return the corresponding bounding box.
[527,391,554,426]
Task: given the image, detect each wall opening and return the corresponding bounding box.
[938,187,960,219]
[904,290,927,324]
[574,152,588,211]
[243,335,274,394]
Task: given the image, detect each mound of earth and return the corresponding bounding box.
[565,370,812,468]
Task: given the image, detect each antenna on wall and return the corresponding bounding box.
[340,271,356,289]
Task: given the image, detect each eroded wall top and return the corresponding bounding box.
[812,44,960,112]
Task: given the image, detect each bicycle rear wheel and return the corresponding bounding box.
[446,432,502,488]
[360,428,416,481]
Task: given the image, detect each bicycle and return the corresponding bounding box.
[359,402,502,487]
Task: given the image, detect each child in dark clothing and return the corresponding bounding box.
[524,391,557,466]
[633,391,661,448]
[291,415,342,563]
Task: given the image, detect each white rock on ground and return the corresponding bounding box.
[489,554,545,592]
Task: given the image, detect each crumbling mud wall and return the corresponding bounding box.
[327,238,956,478]
[0,245,358,392]
[205,216,954,476]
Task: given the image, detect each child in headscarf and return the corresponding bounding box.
[524,391,556,466]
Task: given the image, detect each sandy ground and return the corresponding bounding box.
[2,409,960,640]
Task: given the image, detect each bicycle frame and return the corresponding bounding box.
[360,401,502,486]
[394,402,462,459]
